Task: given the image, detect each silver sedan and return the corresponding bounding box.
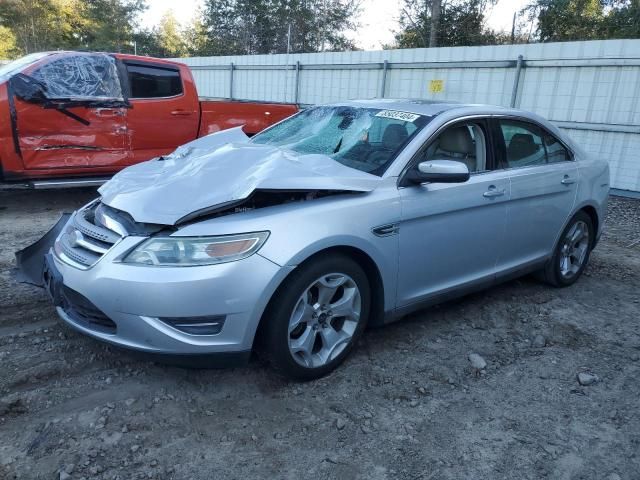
[31,100,609,380]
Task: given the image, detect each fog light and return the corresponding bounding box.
[158,315,226,335]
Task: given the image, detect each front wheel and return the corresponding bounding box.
[261,254,371,381]
[539,211,594,287]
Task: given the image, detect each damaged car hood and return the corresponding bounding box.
[99,127,382,225]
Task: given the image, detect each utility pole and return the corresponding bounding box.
[511,12,517,44]
[429,0,442,48]
[285,24,292,102]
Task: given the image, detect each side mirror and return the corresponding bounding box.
[9,74,48,104]
[407,159,470,184]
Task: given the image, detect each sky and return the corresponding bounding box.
[143,0,532,51]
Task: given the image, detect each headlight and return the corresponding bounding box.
[123,232,269,266]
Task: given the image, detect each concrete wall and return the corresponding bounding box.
[176,40,640,192]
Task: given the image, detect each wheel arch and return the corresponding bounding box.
[252,245,387,351]
[566,202,600,250]
[579,204,599,246]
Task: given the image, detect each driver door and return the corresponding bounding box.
[396,119,510,308]
[14,53,129,171]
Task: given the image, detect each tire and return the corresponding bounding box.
[261,254,371,381]
[539,211,594,287]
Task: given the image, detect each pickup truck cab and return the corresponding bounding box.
[0,52,298,185]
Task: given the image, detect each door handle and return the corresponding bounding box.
[561,176,576,185]
[483,186,506,198]
[171,110,193,116]
[95,108,124,118]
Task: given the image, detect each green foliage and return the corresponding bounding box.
[602,0,640,38]
[153,11,188,57]
[82,0,146,52]
[201,0,360,55]
[0,0,145,58]
[394,0,499,48]
[0,0,91,55]
[0,25,21,59]
[530,0,603,41]
[182,8,209,56]
[0,0,637,61]
[526,0,640,41]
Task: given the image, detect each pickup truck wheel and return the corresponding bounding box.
[539,211,594,287]
[262,254,370,381]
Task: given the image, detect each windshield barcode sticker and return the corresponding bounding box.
[375,110,420,122]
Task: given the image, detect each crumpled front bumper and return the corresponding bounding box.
[20,214,294,362]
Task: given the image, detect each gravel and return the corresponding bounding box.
[468,353,487,370]
[1,190,639,479]
[532,334,547,348]
[577,372,599,386]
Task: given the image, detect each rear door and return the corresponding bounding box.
[14,53,128,170]
[396,118,510,308]
[123,60,199,164]
[493,118,578,271]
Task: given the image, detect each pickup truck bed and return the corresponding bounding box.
[198,98,300,137]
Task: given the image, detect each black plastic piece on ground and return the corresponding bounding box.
[14,213,71,287]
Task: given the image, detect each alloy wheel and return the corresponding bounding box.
[559,220,590,279]
[287,273,361,368]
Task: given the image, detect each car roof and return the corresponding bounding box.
[332,98,586,163]
[29,51,182,66]
[327,98,512,117]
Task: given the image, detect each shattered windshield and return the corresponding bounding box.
[251,106,432,176]
[0,52,51,83]
[30,53,123,100]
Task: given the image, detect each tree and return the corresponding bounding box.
[395,0,498,49]
[0,0,91,54]
[602,0,640,38]
[83,0,146,52]
[430,0,442,47]
[201,0,360,55]
[525,0,640,42]
[183,8,209,56]
[0,0,145,57]
[529,0,603,41]
[0,25,20,59]
[153,11,188,57]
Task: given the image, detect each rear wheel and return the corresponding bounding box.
[539,211,594,287]
[262,254,370,381]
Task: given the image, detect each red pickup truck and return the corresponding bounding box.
[0,52,298,187]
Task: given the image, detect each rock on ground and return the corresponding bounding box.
[468,353,487,370]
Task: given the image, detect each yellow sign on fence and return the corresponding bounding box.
[429,80,444,94]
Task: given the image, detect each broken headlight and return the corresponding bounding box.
[123,232,269,266]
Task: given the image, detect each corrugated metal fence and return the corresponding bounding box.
[176,39,640,192]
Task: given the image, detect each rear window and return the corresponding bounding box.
[126,64,183,99]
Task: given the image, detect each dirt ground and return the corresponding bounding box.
[0,189,638,480]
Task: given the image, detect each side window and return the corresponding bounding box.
[499,120,570,168]
[31,53,123,99]
[544,134,571,163]
[126,64,183,99]
[423,122,487,173]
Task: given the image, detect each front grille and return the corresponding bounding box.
[61,286,117,334]
[55,202,123,268]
